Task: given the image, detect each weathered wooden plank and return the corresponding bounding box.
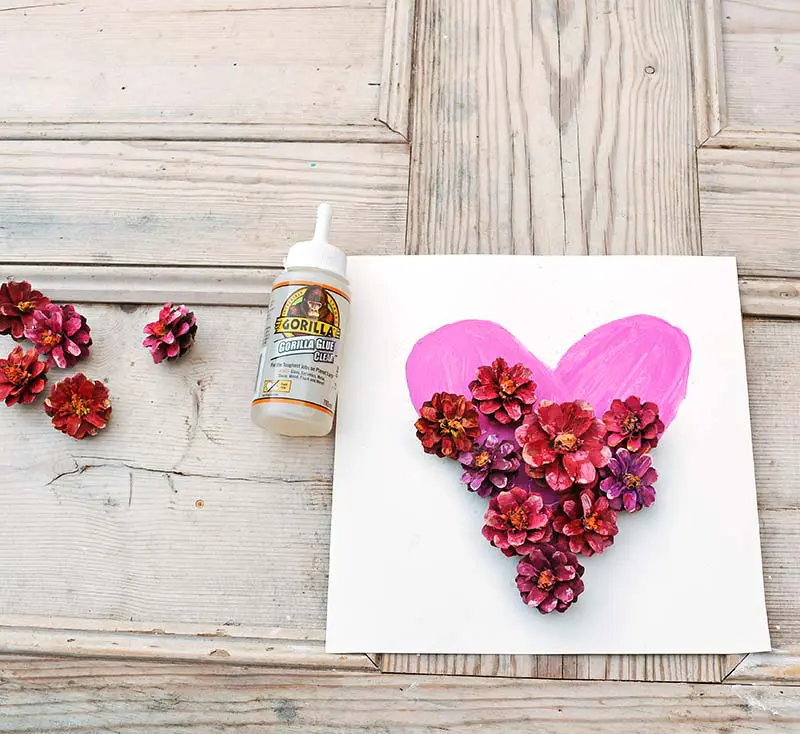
[0,467,332,630]
[0,656,798,732]
[0,121,407,143]
[408,0,699,258]
[739,277,800,319]
[702,129,800,152]
[379,654,737,684]
[2,266,279,306]
[699,148,800,277]
[0,627,374,671]
[726,650,800,683]
[0,0,390,138]
[744,319,800,649]
[0,141,409,267]
[721,0,800,133]
[378,0,416,140]
[407,0,564,255]
[7,266,800,320]
[559,0,701,255]
[690,0,726,142]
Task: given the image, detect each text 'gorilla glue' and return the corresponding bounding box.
[251,203,350,436]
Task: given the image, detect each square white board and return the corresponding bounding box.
[326,256,770,654]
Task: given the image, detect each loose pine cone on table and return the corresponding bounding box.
[25,304,92,369]
[0,346,49,406]
[0,280,51,341]
[143,303,198,364]
[44,373,112,440]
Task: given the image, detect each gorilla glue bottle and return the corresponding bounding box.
[251,203,350,436]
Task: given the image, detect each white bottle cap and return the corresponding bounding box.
[284,203,348,278]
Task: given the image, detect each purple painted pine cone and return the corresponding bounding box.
[458,433,521,498]
[600,448,658,513]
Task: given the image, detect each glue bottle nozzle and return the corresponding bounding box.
[313,202,333,244]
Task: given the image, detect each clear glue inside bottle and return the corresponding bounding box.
[251,203,350,436]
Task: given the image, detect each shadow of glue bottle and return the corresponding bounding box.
[251,203,350,436]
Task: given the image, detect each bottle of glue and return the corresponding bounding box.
[251,203,350,436]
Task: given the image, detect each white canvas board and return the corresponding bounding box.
[326,256,770,654]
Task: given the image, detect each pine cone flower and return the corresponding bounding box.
[458,433,521,497]
[482,486,553,557]
[600,448,658,513]
[603,396,664,453]
[0,346,49,406]
[469,357,537,425]
[552,488,618,557]
[44,373,111,440]
[516,544,585,614]
[0,280,51,341]
[415,392,481,459]
[25,304,92,369]
[515,400,611,492]
[143,303,198,364]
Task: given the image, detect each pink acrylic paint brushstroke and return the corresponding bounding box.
[406,315,691,429]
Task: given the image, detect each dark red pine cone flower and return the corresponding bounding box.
[482,486,553,557]
[516,544,585,614]
[26,304,92,369]
[469,357,537,425]
[44,373,111,440]
[0,280,51,341]
[515,400,611,492]
[0,346,49,406]
[603,395,664,453]
[552,488,618,557]
[415,392,481,458]
[143,303,198,363]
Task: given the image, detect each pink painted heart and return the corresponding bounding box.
[406,315,690,425]
[407,315,691,503]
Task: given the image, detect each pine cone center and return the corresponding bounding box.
[70,395,91,417]
[536,569,556,591]
[506,506,528,530]
[41,330,62,347]
[3,364,28,386]
[15,300,33,313]
[438,418,463,437]
[622,413,640,433]
[474,451,490,468]
[623,472,641,489]
[583,512,600,532]
[499,377,516,396]
[553,432,578,453]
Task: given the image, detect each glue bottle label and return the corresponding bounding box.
[252,280,350,416]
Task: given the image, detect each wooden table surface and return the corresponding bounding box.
[1,1,799,731]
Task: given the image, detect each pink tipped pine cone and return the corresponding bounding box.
[143,303,198,363]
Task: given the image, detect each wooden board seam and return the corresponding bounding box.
[724,650,800,684]
[0,624,375,671]
[0,122,407,144]
[377,653,737,683]
[722,652,750,682]
[701,128,800,152]
[689,0,727,144]
[377,0,417,141]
